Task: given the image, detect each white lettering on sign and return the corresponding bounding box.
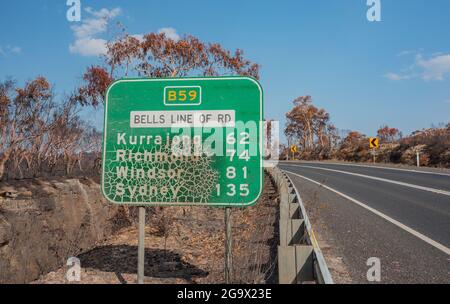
[130,110,236,128]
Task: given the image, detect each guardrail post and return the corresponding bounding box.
[295,246,314,283]
[278,246,296,284]
[290,219,305,245]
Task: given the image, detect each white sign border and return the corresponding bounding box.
[101,77,264,207]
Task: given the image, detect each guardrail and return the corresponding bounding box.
[266,167,334,284]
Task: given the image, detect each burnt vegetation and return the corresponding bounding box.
[1,28,449,183]
[0,77,102,180]
[283,96,450,167]
[0,31,259,181]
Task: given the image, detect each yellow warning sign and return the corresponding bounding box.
[369,137,379,149]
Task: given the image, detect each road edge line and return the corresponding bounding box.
[279,161,450,177]
[283,169,450,256]
[284,172,334,284]
[285,164,450,196]
[267,167,334,284]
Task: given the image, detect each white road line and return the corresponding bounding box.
[283,169,450,256]
[279,161,450,177]
[283,164,450,196]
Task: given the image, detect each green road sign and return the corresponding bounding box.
[101,77,264,207]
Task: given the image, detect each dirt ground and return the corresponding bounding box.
[289,177,354,284]
[33,173,279,284]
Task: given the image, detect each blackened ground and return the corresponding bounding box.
[33,173,279,284]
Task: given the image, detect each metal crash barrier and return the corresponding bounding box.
[266,167,334,284]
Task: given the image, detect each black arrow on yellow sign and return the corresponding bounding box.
[369,137,379,149]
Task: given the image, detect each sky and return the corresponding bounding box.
[1,0,449,139]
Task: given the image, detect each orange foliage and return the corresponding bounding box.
[75,66,113,108]
[75,32,259,107]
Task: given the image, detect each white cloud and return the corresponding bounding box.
[9,46,21,54]
[386,52,450,82]
[131,34,144,42]
[416,54,450,81]
[69,7,121,57]
[71,18,108,39]
[0,45,22,57]
[397,50,415,57]
[85,7,121,19]
[131,28,180,43]
[69,38,107,57]
[158,27,180,41]
[68,15,181,57]
[384,72,411,81]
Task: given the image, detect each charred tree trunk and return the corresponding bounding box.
[0,149,13,181]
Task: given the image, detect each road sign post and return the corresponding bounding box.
[290,145,298,160]
[101,77,263,283]
[286,139,290,161]
[138,206,145,284]
[224,208,233,283]
[369,137,379,163]
[369,137,379,149]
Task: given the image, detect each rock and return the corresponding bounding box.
[0,191,18,199]
[19,191,33,198]
[0,178,132,283]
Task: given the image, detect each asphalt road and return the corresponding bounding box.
[278,161,450,284]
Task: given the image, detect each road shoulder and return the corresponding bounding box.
[284,171,450,284]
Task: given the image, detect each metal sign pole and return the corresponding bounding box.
[224,207,233,284]
[137,206,146,284]
[416,151,420,167]
[287,139,290,161]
